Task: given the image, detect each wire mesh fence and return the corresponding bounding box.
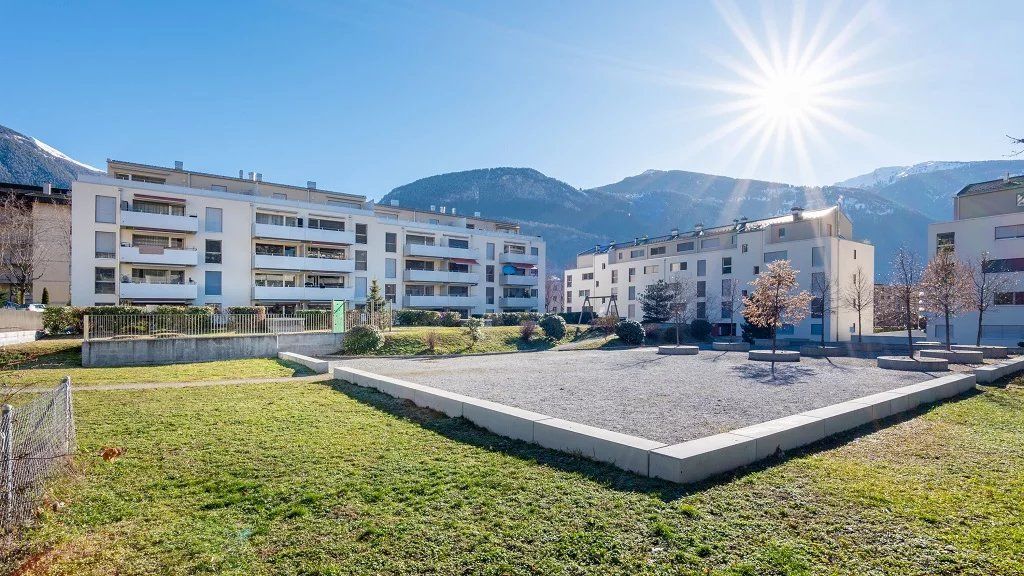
[347,302,394,332]
[84,312,335,341]
[1,377,76,533]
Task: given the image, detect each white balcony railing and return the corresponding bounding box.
[499,274,538,286]
[119,245,199,266]
[404,243,480,260]
[403,269,479,284]
[119,282,198,301]
[499,296,539,309]
[498,252,538,265]
[403,294,483,308]
[252,285,355,302]
[253,254,355,273]
[121,210,199,233]
[252,223,356,245]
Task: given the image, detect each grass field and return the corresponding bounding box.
[6,371,1023,575]
[0,339,313,389]
[360,325,589,356]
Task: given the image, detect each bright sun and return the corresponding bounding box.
[757,72,817,120]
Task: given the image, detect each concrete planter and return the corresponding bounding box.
[918,349,985,364]
[915,341,942,347]
[951,344,1009,359]
[712,341,750,352]
[877,356,949,371]
[799,345,844,358]
[657,345,699,355]
[748,350,800,362]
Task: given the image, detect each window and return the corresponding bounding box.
[385,233,397,252]
[355,250,367,271]
[531,247,539,256]
[630,249,645,258]
[721,301,733,319]
[764,250,788,263]
[94,267,115,294]
[722,257,732,274]
[205,271,222,296]
[777,323,795,335]
[610,287,618,297]
[565,290,572,304]
[487,287,495,305]
[697,281,706,297]
[741,243,748,253]
[643,265,659,274]
[449,238,470,249]
[205,207,223,232]
[811,297,824,318]
[936,232,955,252]
[754,265,761,275]
[701,237,720,250]
[95,232,115,258]
[695,301,706,319]
[385,284,396,303]
[676,241,694,252]
[995,292,1024,305]
[697,259,706,277]
[812,272,827,292]
[628,286,636,300]
[205,240,222,263]
[487,243,495,259]
[611,270,618,283]
[628,304,636,318]
[778,227,787,238]
[95,195,116,223]
[355,223,367,244]
[826,224,833,236]
[854,249,857,260]
[995,224,1024,239]
[984,258,1024,273]
[385,258,397,279]
[628,267,636,281]
[486,265,495,282]
[566,274,572,287]
[271,193,288,200]
[670,262,688,272]
[811,323,823,335]
[811,246,824,267]
[355,277,367,298]
[255,213,297,227]
[582,273,594,280]
[722,279,733,296]
[601,263,606,270]
[650,246,666,256]
[210,185,227,192]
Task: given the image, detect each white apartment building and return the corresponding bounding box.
[563,206,874,342]
[927,176,1024,344]
[70,160,545,315]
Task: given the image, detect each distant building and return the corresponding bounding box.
[926,175,1024,344]
[563,206,875,341]
[0,182,71,305]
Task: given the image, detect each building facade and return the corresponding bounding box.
[563,206,874,342]
[0,182,71,305]
[926,176,1024,344]
[70,161,544,314]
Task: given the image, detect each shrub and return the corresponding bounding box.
[615,320,645,346]
[439,310,462,327]
[519,320,538,341]
[539,314,566,340]
[41,287,49,304]
[227,306,266,316]
[464,318,484,348]
[42,306,78,334]
[152,305,214,315]
[498,311,540,326]
[396,309,442,326]
[425,330,440,353]
[662,324,685,343]
[688,319,713,341]
[643,323,662,342]
[558,310,595,324]
[592,315,618,336]
[343,325,384,354]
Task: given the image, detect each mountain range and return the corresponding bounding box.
[3,122,1022,278]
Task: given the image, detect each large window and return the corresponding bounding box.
[628,286,636,300]
[984,258,1024,273]
[385,258,397,279]
[722,257,732,274]
[630,249,645,258]
[95,196,116,223]
[94,267,115,294]
[205,240,222,263]
[95,232,115,258]
[811,246,824,267]
[385,232,397,252]
[255,212,297,227]
[308,218,345,231]
[676,241,694,252]
[935,232,955,252]
[701,237,720,250]
[355,250,367,271]
[697,259,706,277]
[697,281,706,297]
[650,246,666,256]
[384,284,396,303]
[205,207,223,232]
[487,287,495,305]
[995,224,1024,239]
[486,243,495,260]
[486,265,495,282]
[355,277,367,298]
[205,271,222,296]
[764,250,788,263]
[643,265,659,274]
[611,270,618,283]
[133,200,184,216]
[355,223,367,244]
[448,238,469,249]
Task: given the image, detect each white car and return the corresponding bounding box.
[27,304,47,312]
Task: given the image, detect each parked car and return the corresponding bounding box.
[2,301,18,309]
[27,303,47,312]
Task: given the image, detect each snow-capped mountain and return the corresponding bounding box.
[0,124,101,187]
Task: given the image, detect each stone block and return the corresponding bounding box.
[534,418,665,475]
[649,433,756,484]
[730,414,826,460]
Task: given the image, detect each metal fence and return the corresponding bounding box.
[84,313,336,341]
[0,310,43,332]
[1,377,76,533]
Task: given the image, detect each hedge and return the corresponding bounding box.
[396,309,443,326]
[539,314,567,340]
[615,320,645,345]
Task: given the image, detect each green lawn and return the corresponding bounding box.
[0,338,313,390]
[8,373,1024,575]
[362,325,588,356]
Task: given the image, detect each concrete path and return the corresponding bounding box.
[17,373,331,394]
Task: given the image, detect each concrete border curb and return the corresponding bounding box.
[951,344,1009,359]
[877,356,949,371]
[332,366,976,485]
[712,342,750,352]
[657,345,699,355]
[278,352,330,374]
[918,349,984,364]
[749,350,800,362]
[974,356,1024,384]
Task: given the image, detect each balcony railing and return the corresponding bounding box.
[119,281,198,300]
[499,274,538,286]
[252,222,356,245]
[402,294,483,308]
[404,243,479,260]
[499,296,539,309]
[403,269,479,284]
[498,252,538,265]
[252,253,355,273]
[119,245,199,266]
[252,285,355,302]
[121,209,199,233]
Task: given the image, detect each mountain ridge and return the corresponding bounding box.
[0,124,101,188]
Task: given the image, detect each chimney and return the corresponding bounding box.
[634,237,639,245]
[390,199,399,206]
[173,160,183,171]
[255,173,263,182]
[694,223,704,234]
[440,206,447,214]
[239,170,244,179]
[670,227,679,236]
[429,204,436,212]
[248,171,255,181]
[307,180,317,189]
[1005,172,1011,183]
[791,206,803,220]
[450,207,456,215]
[473,211,481,217]
[42,183,52,195]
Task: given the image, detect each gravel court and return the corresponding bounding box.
[337,349,934,444]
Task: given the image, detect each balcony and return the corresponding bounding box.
[119,282,198,301]
[403,294,483,308]
[252,223,356,245]
[498,252,538,265]
[404,243,479,260]
[404,269,479,284]
[253,285,355,302]
[499,296,539,309]
[121,210,199,233]
[119,245,199,266]
[500,274,538,286]
[253,254,355,273]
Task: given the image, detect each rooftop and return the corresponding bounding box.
[956,176,1024,197]
[0,181,71,204]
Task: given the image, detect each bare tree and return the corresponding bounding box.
[809,272,836,348]
[921,249,975,350]
[742,260,812,374]
[890,246,923,356]
[0,195,57,304]
[666,275,697,345]
[966,252,1013,346]
[841,266,872,343]
[1008,134,1024,157]
[718,278,742,341]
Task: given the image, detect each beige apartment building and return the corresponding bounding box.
[564,206,874,341]
[0,182,71,305]
[70,160,545,314]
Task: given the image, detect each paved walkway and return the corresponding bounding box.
[19,373,331,394]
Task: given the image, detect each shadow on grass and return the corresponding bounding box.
[1,338,82,370]
[274,359,317,377]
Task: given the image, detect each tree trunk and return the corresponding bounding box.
[905,298,914,359]
[857,308,863,343]
[944,308,951,350]
[976,306,983,347]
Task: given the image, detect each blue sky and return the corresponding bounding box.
[4,1,1020,197]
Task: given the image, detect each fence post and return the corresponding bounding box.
[62,376,74,455]
[1,404,13,527]
[83,315,90,341]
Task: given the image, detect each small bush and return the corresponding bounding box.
[558,311,595,324]
[539,314,566,340]
[662,325,685,343]
[643,323,662,342]
[425,331,440,353]
[439,311,462,327]
[227,306,266,316]
[464,318,484,348]
[343,325,384,354]
[519,321,538,341]
[615,320,645,345]
[396,309,442,326]
[592,315,618,336]
[498,311,541,326]
[688,319,713,341]
[42,306,78,334]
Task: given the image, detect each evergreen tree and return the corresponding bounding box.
[41,287,50,304]
[365,279,387,312]
[640,280,674,323]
